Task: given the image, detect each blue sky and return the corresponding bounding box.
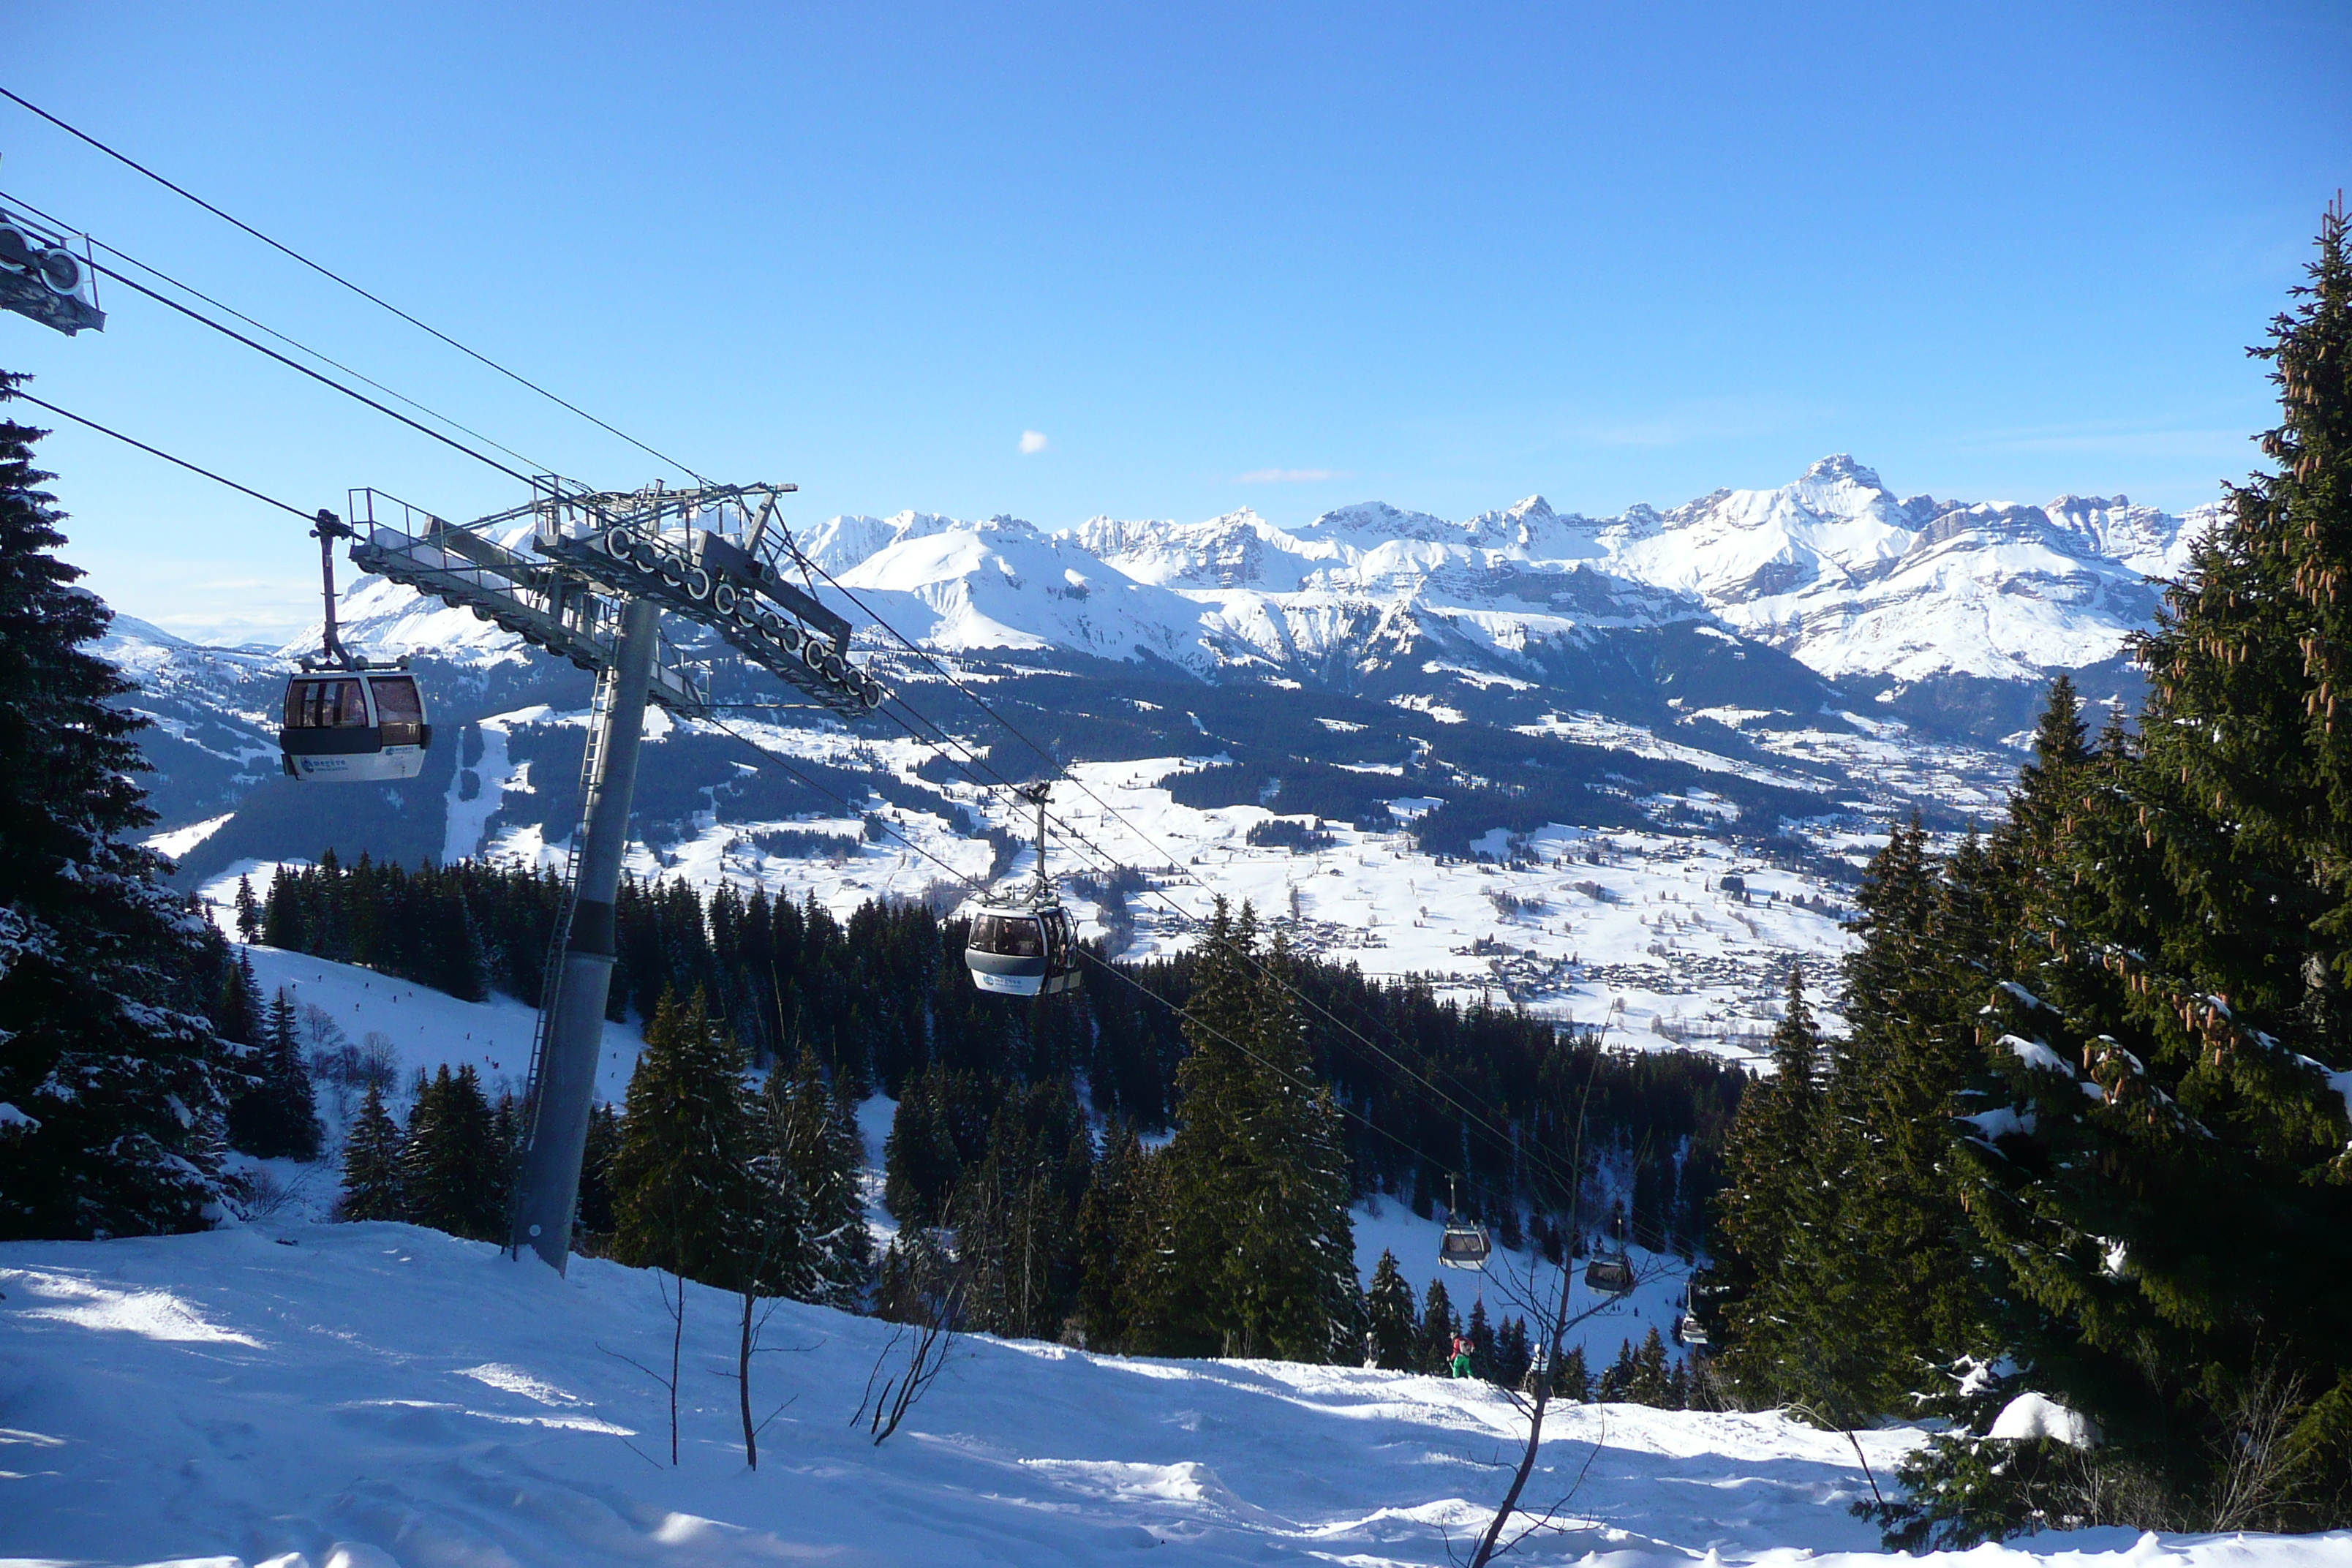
[6,1,2348,640]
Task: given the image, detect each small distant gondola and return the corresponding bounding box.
[1584,1207,1635,1296]
[1438,1176,1492,1270]
[965,784,1084,998]
[1584,1251,1635,1295]
[279,510,431,783]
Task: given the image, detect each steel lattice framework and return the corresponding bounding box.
[347,475,889,1275]
[346,480,883,717]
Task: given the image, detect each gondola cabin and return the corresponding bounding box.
[1436,1177,1492,1270]
[1583,1253,1635,1296]
[964,899,1082,997]
[1438,1224,1492,1270]
[280,670,432,783]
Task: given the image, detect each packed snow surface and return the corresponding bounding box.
[6,1226,2343,1567]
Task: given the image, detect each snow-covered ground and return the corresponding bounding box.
[5,1225,2343,1568]
[7,909,2340,1564]
[242,945,647,1107]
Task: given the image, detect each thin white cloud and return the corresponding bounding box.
[1019,430,1049,455]
[1236,467,1349,483]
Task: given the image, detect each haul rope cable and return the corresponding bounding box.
[7,388,321,523]
[0,380,1521,1202]
[77,257,543,489]
[1,88,1535,1150]
[834,641,1542,1153]
[6,105,1590,1210]
[0,85,708,485]
[0,187,560,482]
[50,261,1572,1213]
[846,690,1596,1215]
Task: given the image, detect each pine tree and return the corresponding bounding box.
[1364,1249,1420,1371]
[1130,903,1359,1360]
[1745,819,1994,1425]
[610,990,757,1288]
[1599,1338,1637,1402]
[952,1085,1091,1341]
[1074,1122,1150,1350]
[214,949,264,1050]
[881,1064,961,1228]
[0,379,230,1239]
[1666,1357,1692,1411]
[1417,1277,1458,1375]
[1493,1314,1531,1390]
[1711,962,1825,1392]
[1916,206,2352,1535]
[228,989,322,1161]
[764,1044,871,1307]
[1466,1297,1495,1382]
[233,876,261,944]
[400,1064,503,1241]
[1629,1324,1673,1406]
[339,1082,405,1221]
[575,1100,622,1238]
[1553,1343,1591,1403]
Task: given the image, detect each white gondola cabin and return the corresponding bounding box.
[280,670,431,781]
[964,783,1084,998]
[965,897,1082,997]
[1584,1253,1635,1294]
[1438,1224,1493,1270]
[1438,1177,1492,1270]
[278,509,433,783]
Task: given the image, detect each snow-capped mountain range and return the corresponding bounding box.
[322,454,2209,693]
[80,454,2222,1060]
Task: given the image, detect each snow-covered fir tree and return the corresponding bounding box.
[1124,902,1359,1361]
[1364,1249,1420,1370]
[338,1083,404,1221]
[1901,204,2352,1542]
[609,990,757,1288]
[399,1064,503,1242]
[0,376,234,1240]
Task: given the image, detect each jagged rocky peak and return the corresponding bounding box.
[200,455,2218,697]
[796,509,969,573]
[1297,500,1462,547]
[1799,452,1885,491]
[1076,507,1331,592]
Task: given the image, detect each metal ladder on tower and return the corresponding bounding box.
[513,665,618,1182]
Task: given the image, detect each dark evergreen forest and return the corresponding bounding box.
[252,851,1742,1261]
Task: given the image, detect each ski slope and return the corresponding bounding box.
[3,1224,2344,1568]
[231,943,649,1110]
[6,946,2342,1566]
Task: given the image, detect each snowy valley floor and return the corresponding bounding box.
[5,1225,2348,1568]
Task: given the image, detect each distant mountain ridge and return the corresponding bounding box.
[91,455,2206,888]
[301,456,2208,696]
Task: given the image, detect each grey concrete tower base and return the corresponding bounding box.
[509,595,662,1273]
